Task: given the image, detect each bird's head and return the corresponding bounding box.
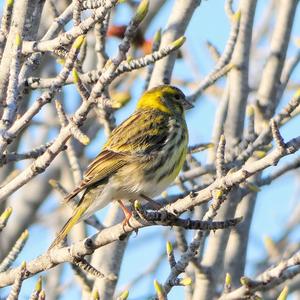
[136,85,193,116]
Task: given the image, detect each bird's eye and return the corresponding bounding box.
[174,94,180,100]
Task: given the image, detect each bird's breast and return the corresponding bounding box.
[115,118,188,198]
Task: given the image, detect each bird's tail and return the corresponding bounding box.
[48,204,88,250]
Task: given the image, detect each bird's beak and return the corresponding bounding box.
[183,98,194,110]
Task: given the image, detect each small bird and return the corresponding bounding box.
[49,85,193,249]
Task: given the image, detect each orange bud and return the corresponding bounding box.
[107,25,127,38]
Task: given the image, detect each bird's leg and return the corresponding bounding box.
[140,194,162,210]
[117,200,133,228]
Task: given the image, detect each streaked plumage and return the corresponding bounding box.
[49,85,191,249]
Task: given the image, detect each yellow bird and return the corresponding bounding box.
[49,85,192,249]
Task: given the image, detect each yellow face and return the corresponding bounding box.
[136,85,193,116]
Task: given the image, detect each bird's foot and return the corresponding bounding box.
[118,200,135,231]
[140,194,162,210]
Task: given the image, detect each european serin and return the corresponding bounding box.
[49,85,192,249]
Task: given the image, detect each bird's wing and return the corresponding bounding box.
[104,109,170,155]
[65,150,127,202]
[65,110,171,202]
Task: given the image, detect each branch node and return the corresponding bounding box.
[270,119,286,153]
